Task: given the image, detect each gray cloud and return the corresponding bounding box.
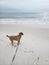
[0,0,49,10]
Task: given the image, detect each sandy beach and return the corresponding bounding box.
[0,0,49,64]
[0,24,49,65]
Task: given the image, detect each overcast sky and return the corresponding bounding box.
[0,0,49,10]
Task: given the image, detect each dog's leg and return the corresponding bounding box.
[11,40,14,46]
[17,40,21,45]
[18,40,20,43]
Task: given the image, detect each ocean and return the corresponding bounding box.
[0,11,49,25]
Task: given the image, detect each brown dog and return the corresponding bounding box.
[6,32,24,46]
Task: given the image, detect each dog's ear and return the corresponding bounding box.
[19,32,24,35]
[6,35,9,37]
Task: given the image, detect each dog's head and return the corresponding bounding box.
[19,32,24,35]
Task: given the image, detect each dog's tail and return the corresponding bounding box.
[6,35,9,37]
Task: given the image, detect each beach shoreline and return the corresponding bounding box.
[0,18,49,28]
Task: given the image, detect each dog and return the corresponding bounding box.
[6,32,24,46]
